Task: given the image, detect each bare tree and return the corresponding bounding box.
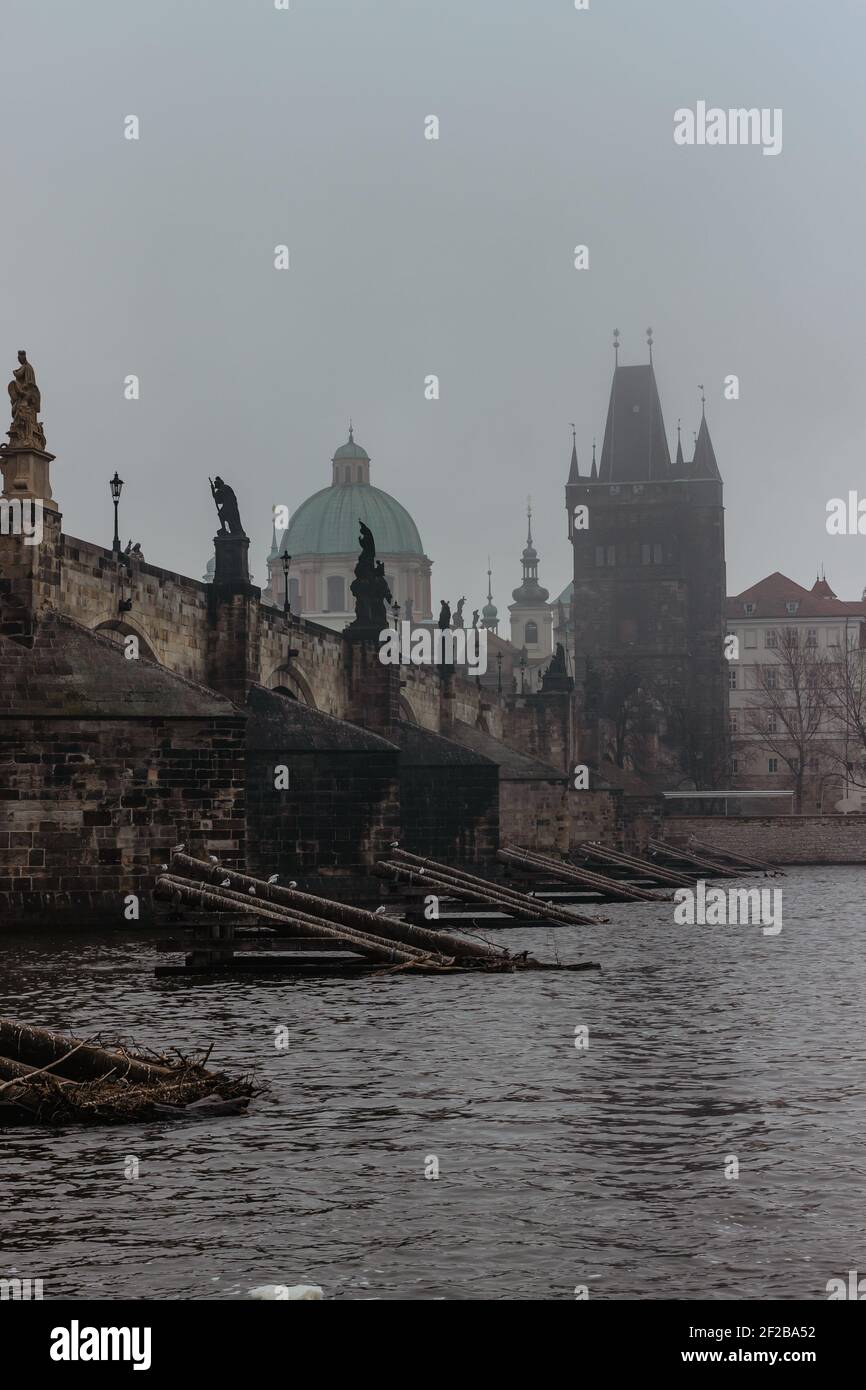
[822,641,866,792]
[743,627,835,812]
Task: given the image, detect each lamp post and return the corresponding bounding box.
[281,549,292,616]
[496,650,502,694]
[109,472,124,554]
[520,650,526,694]
[392,600,401,629]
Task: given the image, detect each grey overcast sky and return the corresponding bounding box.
[3,0,866,613]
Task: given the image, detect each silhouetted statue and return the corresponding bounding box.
[438,600,451,630]
[348,521,390,631]
[5,350,46,451]
[210,476,245,535]
[472,609,479,629]
[454,596,466,628]
[541,641,573,693]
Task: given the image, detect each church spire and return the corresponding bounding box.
[590,438,597,480]
[674,418,684,471]
[481,557,499,633]
[567,424,580,483]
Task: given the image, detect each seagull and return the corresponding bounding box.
[159,863,168,872]
[375,906,387,914]
[267,874,279,884]
[221,878,231,887]
[248,886,256,895]
[124,768,134,777]
[390,841,400,849]
[288,881,298,889]
[172,842,185,854]
[208,854,219,863]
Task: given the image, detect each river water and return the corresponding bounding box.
[1,866,864,1301]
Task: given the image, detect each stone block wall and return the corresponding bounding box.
[0,716,246,925]
[661,814,866,864]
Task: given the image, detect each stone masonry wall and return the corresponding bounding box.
[662,815,866,864]
[0,716,246,925]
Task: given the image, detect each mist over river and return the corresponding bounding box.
[1,866,864,1301]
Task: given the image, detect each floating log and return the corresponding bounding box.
[685,837,782,874]
[157,875,446,968]
[647,837,740,878]
[497,846,669,903]
[0,1019,175,1086]
[388,847,601,924]
[578,841,696,888]
[170,853,503,962]
[377,856,598,927]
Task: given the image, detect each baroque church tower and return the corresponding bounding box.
[565,332,728,787]
[508,500,553,660]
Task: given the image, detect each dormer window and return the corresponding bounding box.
[785,601,799,615]
[743,602,755,615]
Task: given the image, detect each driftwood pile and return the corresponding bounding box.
[156,853,600,974]
[0,1019,255,1127]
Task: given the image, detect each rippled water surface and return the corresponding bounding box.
[1,865,864,1300]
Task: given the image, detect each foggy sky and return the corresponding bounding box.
[3,0,865,617]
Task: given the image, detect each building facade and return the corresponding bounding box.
[726,571,866,811]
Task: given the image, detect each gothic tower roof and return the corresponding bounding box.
[598,364,671,482]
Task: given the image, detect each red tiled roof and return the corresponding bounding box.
[726,571,866,619]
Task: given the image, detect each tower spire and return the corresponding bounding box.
[613,327,620,368]
[567,424,580,483]
[590,437,597,480]
[647,326,653,365]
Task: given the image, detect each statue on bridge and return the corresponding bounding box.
[348,520,391,632]
[4,350,46,452]
[209,476,246,536]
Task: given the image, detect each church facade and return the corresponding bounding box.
[261,429,433,631]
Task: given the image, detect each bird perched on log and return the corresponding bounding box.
[208,854,219,863]
[221,878,231,887]
[390,841,399,849]
[172,842,185,854]
[288,881,298,889]
[248,886,256,895]
[375,906,386,915]
[267,874,279,884]
[159,863,168,872]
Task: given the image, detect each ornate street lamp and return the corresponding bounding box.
[109,472,124,554]
[519,650,527,693]
[281,550,292,616]
[496,650,503,694]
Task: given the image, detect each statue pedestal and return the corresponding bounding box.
[0,446,58,511]
[212,531,251,589]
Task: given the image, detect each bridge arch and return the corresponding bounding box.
[93,618,158,663]
[266,663,317,708]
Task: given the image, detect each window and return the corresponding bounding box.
[768,758,779,773]
[729,714,738,733]
[745,630,757,648]
[326,576,346,611]
[744,602,756,615]
[728,668,737,689]
[731,758,739,775]
[766,668,777,689]
[828,629,840,646]
[765,629,776,648]
[524,621,539,644]
[767,714,778,733]
[594,545,605,567]
[785,601,800,614]
[806,628,817,647]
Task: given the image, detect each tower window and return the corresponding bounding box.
[326,576,345,611]
[289,577,300,610]
[606,545,616,567]
[594,545,605,567]
[728,669,737,689]
[524,621,538,644]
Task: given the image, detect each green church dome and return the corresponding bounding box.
[281,482,424,557]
